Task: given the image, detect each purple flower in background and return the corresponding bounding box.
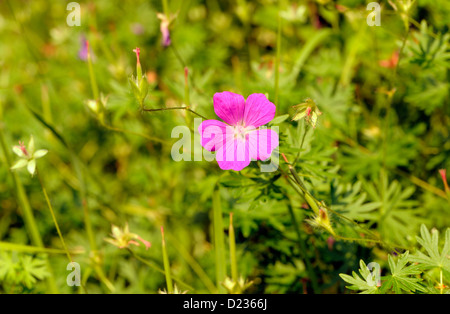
[198,92,279,171]
[131,23,145,35]
[78,35,89,61]
[157,13,171,47]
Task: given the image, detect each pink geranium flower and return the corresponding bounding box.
[198,92,279,171]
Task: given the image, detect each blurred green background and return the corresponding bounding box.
[0,0,449,294]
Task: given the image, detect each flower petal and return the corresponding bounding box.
[27,159,36,176]
[213,92,245,126]
[215,135,251,171]
[243,93,276,128]
[198,120,228,152]
[248,128,279,160]
[28,136,35,155]
[10,159,28,170]
[34,149,48,159]
[13,146,25,158]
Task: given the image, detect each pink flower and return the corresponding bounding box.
[78,35,89,61]
[157,13,171,47]
[198,92,279,171]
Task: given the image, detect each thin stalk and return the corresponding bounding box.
[282,153,320,214]
[162,0,170,18]
[0,130,42,248]
[286,202,319,294]
[213,184,227,293]
[393,27,410,78]
[143,106,210,121]
[274,0,282,106]
[101,123,167,144]
[381,92,395,172]
[128,248,194,291]
[229,213,238,282]
[0,241,84,255]
[0,127,58,293]
[36,170,73,263]
[18,97,117,292]
[167,233,217,293]
[93,264,115,292]
[293,121,309,166]
[161,226,174,293]
[392,168,447,199]
[184,67,190,107]
[86,41,99,101]
[170,44,204,96]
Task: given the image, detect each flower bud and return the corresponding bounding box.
[129,47,149,107]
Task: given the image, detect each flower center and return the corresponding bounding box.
[18,141,29,157]
[233,125,248,141]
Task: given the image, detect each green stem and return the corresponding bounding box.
[0,131,42,248]
[87,41,99,101]
[184,67,190,107]
[0,241,84,255]
[18,99,118,292]
[162,0,170,18]
[161,226,174,293]
[170,44,204,96]
[282,154,320,214]
[128,249,194,291]
[286,202,319,293]
[213,184,227,293]
[36,170,73,263]
[0,127,58,293]
[143,106,210,121]
[101,122,167,144]
[167,233,217,293]
[229,213,238,282]
[93,264,115,292]
[274,0,282,106]
[293,121,309,166]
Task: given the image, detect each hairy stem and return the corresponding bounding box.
[213,184,227,293]
[161,226,174,293]
[229,213,238,282]
[36,170,73,263]
[274,0,282,106]
[143,106,210,121]
[286,201,319,293]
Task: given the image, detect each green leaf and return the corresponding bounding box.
[339,260,380,294]
[19,255,49,289]
[33,149,48,159]
[409,225,450,272]
[380,252,426,294]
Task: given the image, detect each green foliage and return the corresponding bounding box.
[0,0,448,295]
[0,252,49,292]
[339,260,381,294]
[409,225,450,273]
[341,226,450,294]
[381,252,426,294]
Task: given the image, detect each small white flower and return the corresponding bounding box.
[11,136,48,176]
